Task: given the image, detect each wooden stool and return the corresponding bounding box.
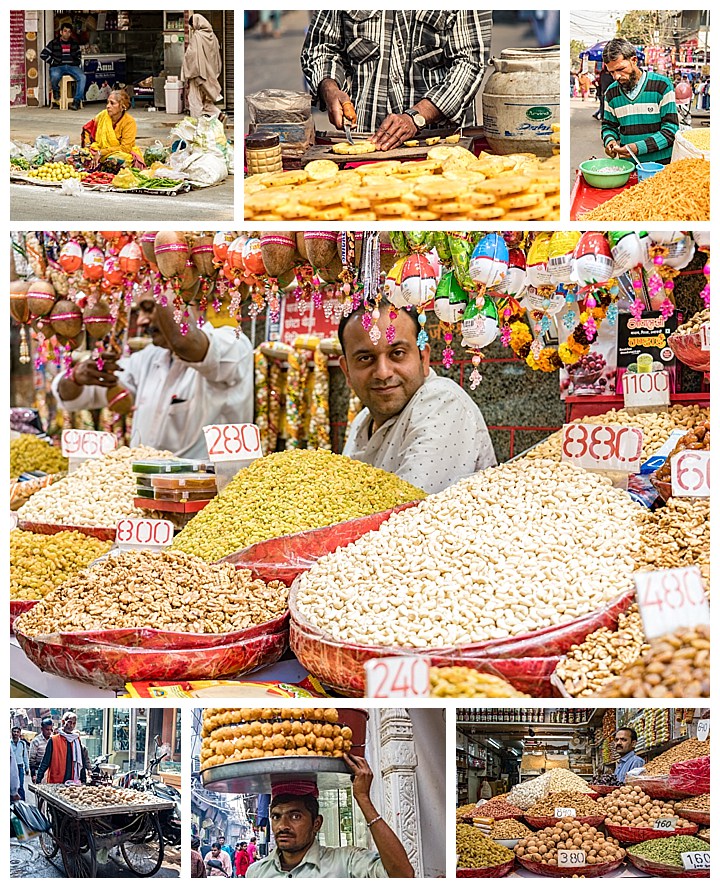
[50,75,82,110]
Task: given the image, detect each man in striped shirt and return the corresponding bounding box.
[601,38,678,165]
[301,11,491,151]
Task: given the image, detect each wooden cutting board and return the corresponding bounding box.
[302,130,474,166]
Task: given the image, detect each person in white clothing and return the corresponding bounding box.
[53,298,253,459]
[339,303,496,494]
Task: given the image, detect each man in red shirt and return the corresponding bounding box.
[235,842,251,878]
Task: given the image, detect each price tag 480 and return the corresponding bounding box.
[554,807,576,819]
[115,518,174,551]
[561,423,643,474]
[365,657,429,698]
[635,566,709,641]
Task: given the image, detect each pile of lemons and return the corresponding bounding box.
[27,162,86,182]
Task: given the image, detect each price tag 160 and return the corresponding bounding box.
[203,423,263,462]
[681,851,710,871]
[554,807,576,819]
[671,450,710,498]
[115,518,174,551]
[61,429,117,459]
[653,816,678,831]
[365,657,430,698]
[696,719,710,742]
[557,849,586,868]
[561,423,643,474]
[635,567,709,641]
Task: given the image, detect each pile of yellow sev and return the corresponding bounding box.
[582,157,709,221]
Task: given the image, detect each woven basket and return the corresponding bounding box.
[605,822,698,843]
[627,850,709,878]
[516,853,625,878]
[17,519,116,541]
[456,860,514,878]
[524,814,605,829]
[590,784,621,795]
[675,807,710,826]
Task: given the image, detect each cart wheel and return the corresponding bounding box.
[58,817,97,878]
[37,799,59,860]
[120,812,165,877]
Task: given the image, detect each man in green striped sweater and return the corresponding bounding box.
[601,38,678,165]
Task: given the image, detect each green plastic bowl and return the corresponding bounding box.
[579,158,635,188]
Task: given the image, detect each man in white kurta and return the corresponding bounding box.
[340,304,496,494]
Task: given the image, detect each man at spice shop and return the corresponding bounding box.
[10,727,29,801]
[246,754,414,878]
[29,717,54,783]
[339,303,496,495]
[52,298,253,460]
[601,38,678,166]
[41,22,86,111]
[35,711,91,785]
[301,11,492,151]
[614,727,645,783]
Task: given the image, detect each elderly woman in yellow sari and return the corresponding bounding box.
[81,90,145,167]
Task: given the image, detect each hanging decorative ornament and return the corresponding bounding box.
[646,231,685,245]
[99,231,122,243]
[573,231,614,288]
[242,237,266,277]
[384,257,411,308]
[58,240,83,273]
[27,279,58,317]
[523,285,566,316]
[461,295,499,350]
[608,230,649,276]
[368,304,382,346]
[400,253,438,307]
[83,299,114,339]
[49,298,83,340]
[663,234,695,269]
[548,231,581,284]
[433,271,468,324]
[154,231,189,279]
[118,241,143,277]
[469,233,509,291]
[358,231,379,306]
[139,231,159,269]
[526,232,554,288]
[10,280,31,325]
[260,232,298,279]
[102,254,124,288]
[494,247,527,299]
[190,235,216,278]
[82,245,105,281]
[213,231,234,264]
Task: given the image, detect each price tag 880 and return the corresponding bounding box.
[561,423,643,474]
[635,567,709,641]
[61,429,117,459]
[203,423,263,462]
[681,851,710,871]
[365,657,429,698]
[671,451,710,498]
[115,518,174,551]
[557,849,586,867]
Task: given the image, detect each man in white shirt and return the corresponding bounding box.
[340,304,496,494]
[52,298,253,459]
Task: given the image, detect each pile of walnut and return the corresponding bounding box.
[201,707,353,767]
[42,784,154,809]
[600,785,694,829]
[515,819,624,867]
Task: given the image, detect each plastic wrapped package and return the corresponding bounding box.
[245,89,315,158]
[13,612,289,690]
[625,773,698,801]
[668,756,710,796]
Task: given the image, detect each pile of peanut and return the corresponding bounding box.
[642,739,710,775]
[489,818,532,839]
[526,791,605,818]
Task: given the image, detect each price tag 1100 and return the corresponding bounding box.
[115,518,174,551]
[365,657,430,698]
[622,370,670,410]
[681,851,710,871]
[696,719,710,742]
[653,816,678,832]
[554,807,576,819]
[635,567,709,641]
[561,423,643,474]
[671,451,710,498]
[557,849,586,868]
[203,423,263,462]
[700,323,709,351]
[61,429,117,459]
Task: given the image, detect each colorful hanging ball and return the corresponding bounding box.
[433,271,468,323]
[525,232,554,288]
[461,296,499,349]
[400,253,438,306]
[469,233,509,288]
[608,231,648,276]
[118,241,143,276]
[213,231,234,263]
[82,246,105,282]
[102,255,124,287]
[573,231,614,287]
[242,238,266,277]
[494,248,527,298]
[384,258,412,308]
[58,240,83,274]
[548,231,581,283]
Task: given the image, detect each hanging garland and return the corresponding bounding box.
[308,347,331,451]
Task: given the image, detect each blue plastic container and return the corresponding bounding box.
[636,162,664,181]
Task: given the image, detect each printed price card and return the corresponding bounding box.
[622,370,670,410]
[700,323,709,351]
[561,423,643,474]
[365,657,430,698]
[10,513,18,531]
[681,851,710,871]
[653,816,678,831]
[61,429,117,459]
[558,850,586,867]
[554,807,576,819]
[203,423,263,462]
[116,518,174,551]
[635,566,709,640]
[671,451,710,498]
[696,719,710,742]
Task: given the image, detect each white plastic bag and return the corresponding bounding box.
[671,128,710,162]
[178,152,228,187]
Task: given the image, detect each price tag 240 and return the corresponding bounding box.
[203,423,263,462]
[365,657,429,698]
[635,567,709,641]
[561,423,643,474]
[61,429,117,459]
[557,849,586,868]
[681,850,710,871]
[116,518,174,551]
[671,451,710,498]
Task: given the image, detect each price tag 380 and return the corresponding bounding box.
[61,429,117,459]
[635,566,709,641]
[365,657,430,698]
[203,423,263,462]
[681,850,710,871]
[557,849,586,867]
[671,450,710,498]
[561,423,643,474]
[116,518,174,551]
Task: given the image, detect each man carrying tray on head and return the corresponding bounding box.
[301,11,492,151]
[246,754,414,878]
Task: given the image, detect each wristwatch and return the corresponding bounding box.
[403,108,426,131]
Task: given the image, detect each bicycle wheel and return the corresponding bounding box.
[120,812,164,877]
[37,799,59,860]
[58,817,97,878]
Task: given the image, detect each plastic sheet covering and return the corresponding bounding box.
[13,612,289,690]
[17,520,116,541]
[605,823,698,843]
[668,756,710,795]
[290,583,633,697]
[220,504,418,586]
[456,861,515,878]
[10,601,36,634]
[625,773,697,801]
[515,855,625,878]
[627,850,709,878]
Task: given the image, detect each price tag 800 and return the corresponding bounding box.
[561,423,643,474]
[681,850,710,871]
[62,429,117,459]
[203,423,263,462]
[557,849,586,868]
[116,518,174,550]
[635,567,709,641]
[671,451,710,498]
[653,816,678,831]
[554,807,576,819]
[365,657,429,698]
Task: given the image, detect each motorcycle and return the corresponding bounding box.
[117,737,181,846]
[88,753,117,786]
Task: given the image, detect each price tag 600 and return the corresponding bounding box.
[653,817,678,832]
[671,451,710,498]
[554,807,576,819]
[557,850,586,868]
[561,423,643,474]
[62,429,117,459]
[115,518,174,551]
[635,566,709,641]
[365,657,430,698]
[681,851,710,871]
[203,423,263,462]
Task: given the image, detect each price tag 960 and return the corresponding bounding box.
[365,657,429,698]
[557,849,586,868]
[203,423,263,462]
[561,423,643,474]
[61,429,117,459]
[671,450,710,498]
[115,518,174,550]
[681,850,710,871]
[635,567,709,641]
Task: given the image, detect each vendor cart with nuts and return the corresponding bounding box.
[30,783,173,878]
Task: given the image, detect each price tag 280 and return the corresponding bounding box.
[554,807,576,819]
[365,657,430,698]
[61,429,117,459]
[561,423,643,474]
[671,451,710,498]
[557,849,586,867]
[653,816,678,831]
[203,423,263,462]
[635,566,709,641]
[681,850,710,871]
[116,518,174,551]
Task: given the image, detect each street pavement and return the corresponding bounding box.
[10,105,234,221]
[9,837,181,878]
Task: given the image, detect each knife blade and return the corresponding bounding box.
[341,101,357,145]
